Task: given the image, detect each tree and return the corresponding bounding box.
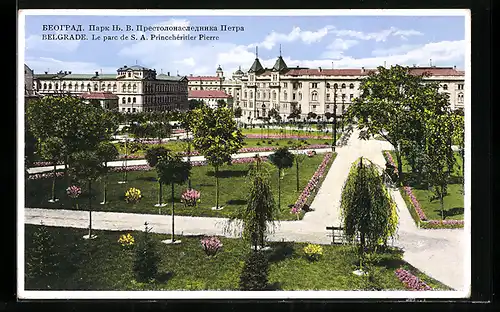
[133,222,161,282]
[234,106,242,119]
[96,141,119,205]
[422,106,456,220]
[189,99,204,110]
[347,65,447,182]
[145,146,170,210]
[268,147,295,210]
[451,112,465,181]
[26,222,59,286]
[291,142,307,192]
[69,150,105,239]
[118,139,144,184]
[40,137,64,203]
[191,105,244,209]
[340,157,398,271]
[179,111,195,188]
[156,153,192,243]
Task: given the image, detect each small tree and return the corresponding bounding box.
[133,222,161,282]
[69,150,104,239]
[118,139,144,184]
[156,153,192,243]
[179,111,195,188]
[26,222,59,287]
[146,146,170,211]
[234,106,242,128]
[268,147,295,209]
[340,157,398,272]
[40,137,64,203]
[191,105,244,210]
[239,250,269,291]
[96,141,119,204]
[291,142,307,192]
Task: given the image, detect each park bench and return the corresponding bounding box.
[326,225,360,245]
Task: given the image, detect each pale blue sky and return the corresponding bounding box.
[24,14,466,76]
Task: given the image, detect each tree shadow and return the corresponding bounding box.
[265,282,282,291]
[206,170,249,178]
[433,207,464,219]
[267,242,295,263]
[136,176,158,182]
[448,175,464,185]
[226,199,247,205]
[155,271,174,283]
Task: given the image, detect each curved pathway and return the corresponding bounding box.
[24,128,467,291]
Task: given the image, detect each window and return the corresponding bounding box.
[341,94,346,101]
[107,84,111,91]
[250,91,253,99]
[128,72,131,78]
[81,83,85,90]
[312,105,317,111]
[333,83,338,89]
[292,93,296,100]
[272,91,276,100]
[283,82,288,88]
[101,83,105,90]
[133,84,137,92]
[43,83,47,89]
[257,92,260,99]
[74,84,78,91]
[244,91,247,98]
[284,91,287,101]
[55,83,59,90]
[341,83,346,89]
[349,83,355,89]
[133,97,136,103]
[458,93,464,102]
[94,84,98,91]
[443,84,448,90]
[48,83,52,90]
[299,83,302,88]
[132,108,136,113]
[128,97,131,103]
[122,98,126,104]
[326,105,330,109]
[326,93,330,101]
[68,83,72,90]
[122,85,126,92]
[311,82,318,89]
[62,83,66,90]
[113,84,117,92]
[458,84,464,90]
[299,92,303,101]
[350,94,354,100]
[311,91,318,101]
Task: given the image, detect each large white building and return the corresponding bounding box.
[237,53,465,122]
[187,65,244,107]
[32,65,189,112]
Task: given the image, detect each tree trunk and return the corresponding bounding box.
[360,232,366,270]
[158,181,163,212]
[278,169,281,209]
[215,166,219,209]
[171,182,175,242]
[64,157,69,187]
[395,148,403,183]
[187,130,192,189]
[51,162,57,201]
[440,187,445,220]
[103,163,108,204]
[88,180,93,238]
[295,160,299,192]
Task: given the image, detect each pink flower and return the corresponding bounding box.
[200,236,223,256]
[395,268,433,291]
[181,189,201,206]
[66,185,81,199]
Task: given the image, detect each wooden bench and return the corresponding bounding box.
[326,226,360,245]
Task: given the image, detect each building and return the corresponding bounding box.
[187,65,245,107]
[24,64,42,103]
[31,65,189,113]
[238,50,465,122]
[188,89,233,109]
[80,91,119,110]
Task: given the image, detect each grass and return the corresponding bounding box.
[240,127,333,137]
[388,151,464,221]
[26,154,335,221]
[24,224,452,291]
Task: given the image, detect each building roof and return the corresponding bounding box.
[157,74,187,82]
[216,65,223,71]
[234,66,244,75]
[79,92,119,100]
[34,74,61,79]
[272,56,288,72]
[407,67,465,76]
[187,76,221,81]
[117,65,150,71]
[188,90,232,99]
[248,58,264,73]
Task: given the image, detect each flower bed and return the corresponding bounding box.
[290,152,333,216]
[383,151,464,229]
[28,171,64,180]
[394,268,433,291]
[245,134,331,140]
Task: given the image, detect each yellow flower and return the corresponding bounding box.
[303,244,323,261]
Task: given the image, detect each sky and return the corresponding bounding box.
[22,12,467,77]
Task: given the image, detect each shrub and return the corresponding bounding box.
[125,187,142,204]
[200,236,223,257]
[66,185,82,199]
[287,140,293,145]
[133,223,161,282]
[239,251,269,290]
[324,141,330,145]
[275,142,279,146]
[256,142,261,146]
[26,224,59,283]
[303,243,323,261]
[145,146,170,167]
[267,140,272,144]
[181,189,201,207]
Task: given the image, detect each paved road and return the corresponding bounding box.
[24,128,467,291]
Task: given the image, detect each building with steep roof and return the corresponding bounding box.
[31,65,189,112]
[188,89,233,109]
[238,48,465,122]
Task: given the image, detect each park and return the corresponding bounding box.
[23,65,465,292]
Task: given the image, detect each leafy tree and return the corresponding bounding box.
[145,146,170,210]
[234,106,242,119]
[191,105,244,209]
[26,222,59,286]
[422,106,456,220]
[179,111,195,188]
[156,153,192,243]
[451,112,465,181]
[189,99,204,110]
[69,150,105,239]
[347,65,447,182]
[268,147,295,209]
[40,137,64,202]
[133,222,161,282]
[340,157,398,271]
[239,251,269,290]
[217,99,227,108]
[96,141,119,204]
[118,139,144,183]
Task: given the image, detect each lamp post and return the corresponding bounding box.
[332,86,338,152]
[341,94,345,133]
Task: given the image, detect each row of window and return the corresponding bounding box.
[243,90,355,101]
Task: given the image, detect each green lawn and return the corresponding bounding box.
[24,225,452,291]
[240,127,334,138]
[26,154,334,221]
[389,151,464,221]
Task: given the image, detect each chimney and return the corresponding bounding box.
[318,67,322,72]
[453,65,457,70]
[44,71,48,74]
[69,71,72,74]
[64,71,67,75]
[361,66,365,73]
[124,65,127,68]
[167,71,170,76]
[413,64,416,67]
[190,74,193,77]
[95,71,99,76]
